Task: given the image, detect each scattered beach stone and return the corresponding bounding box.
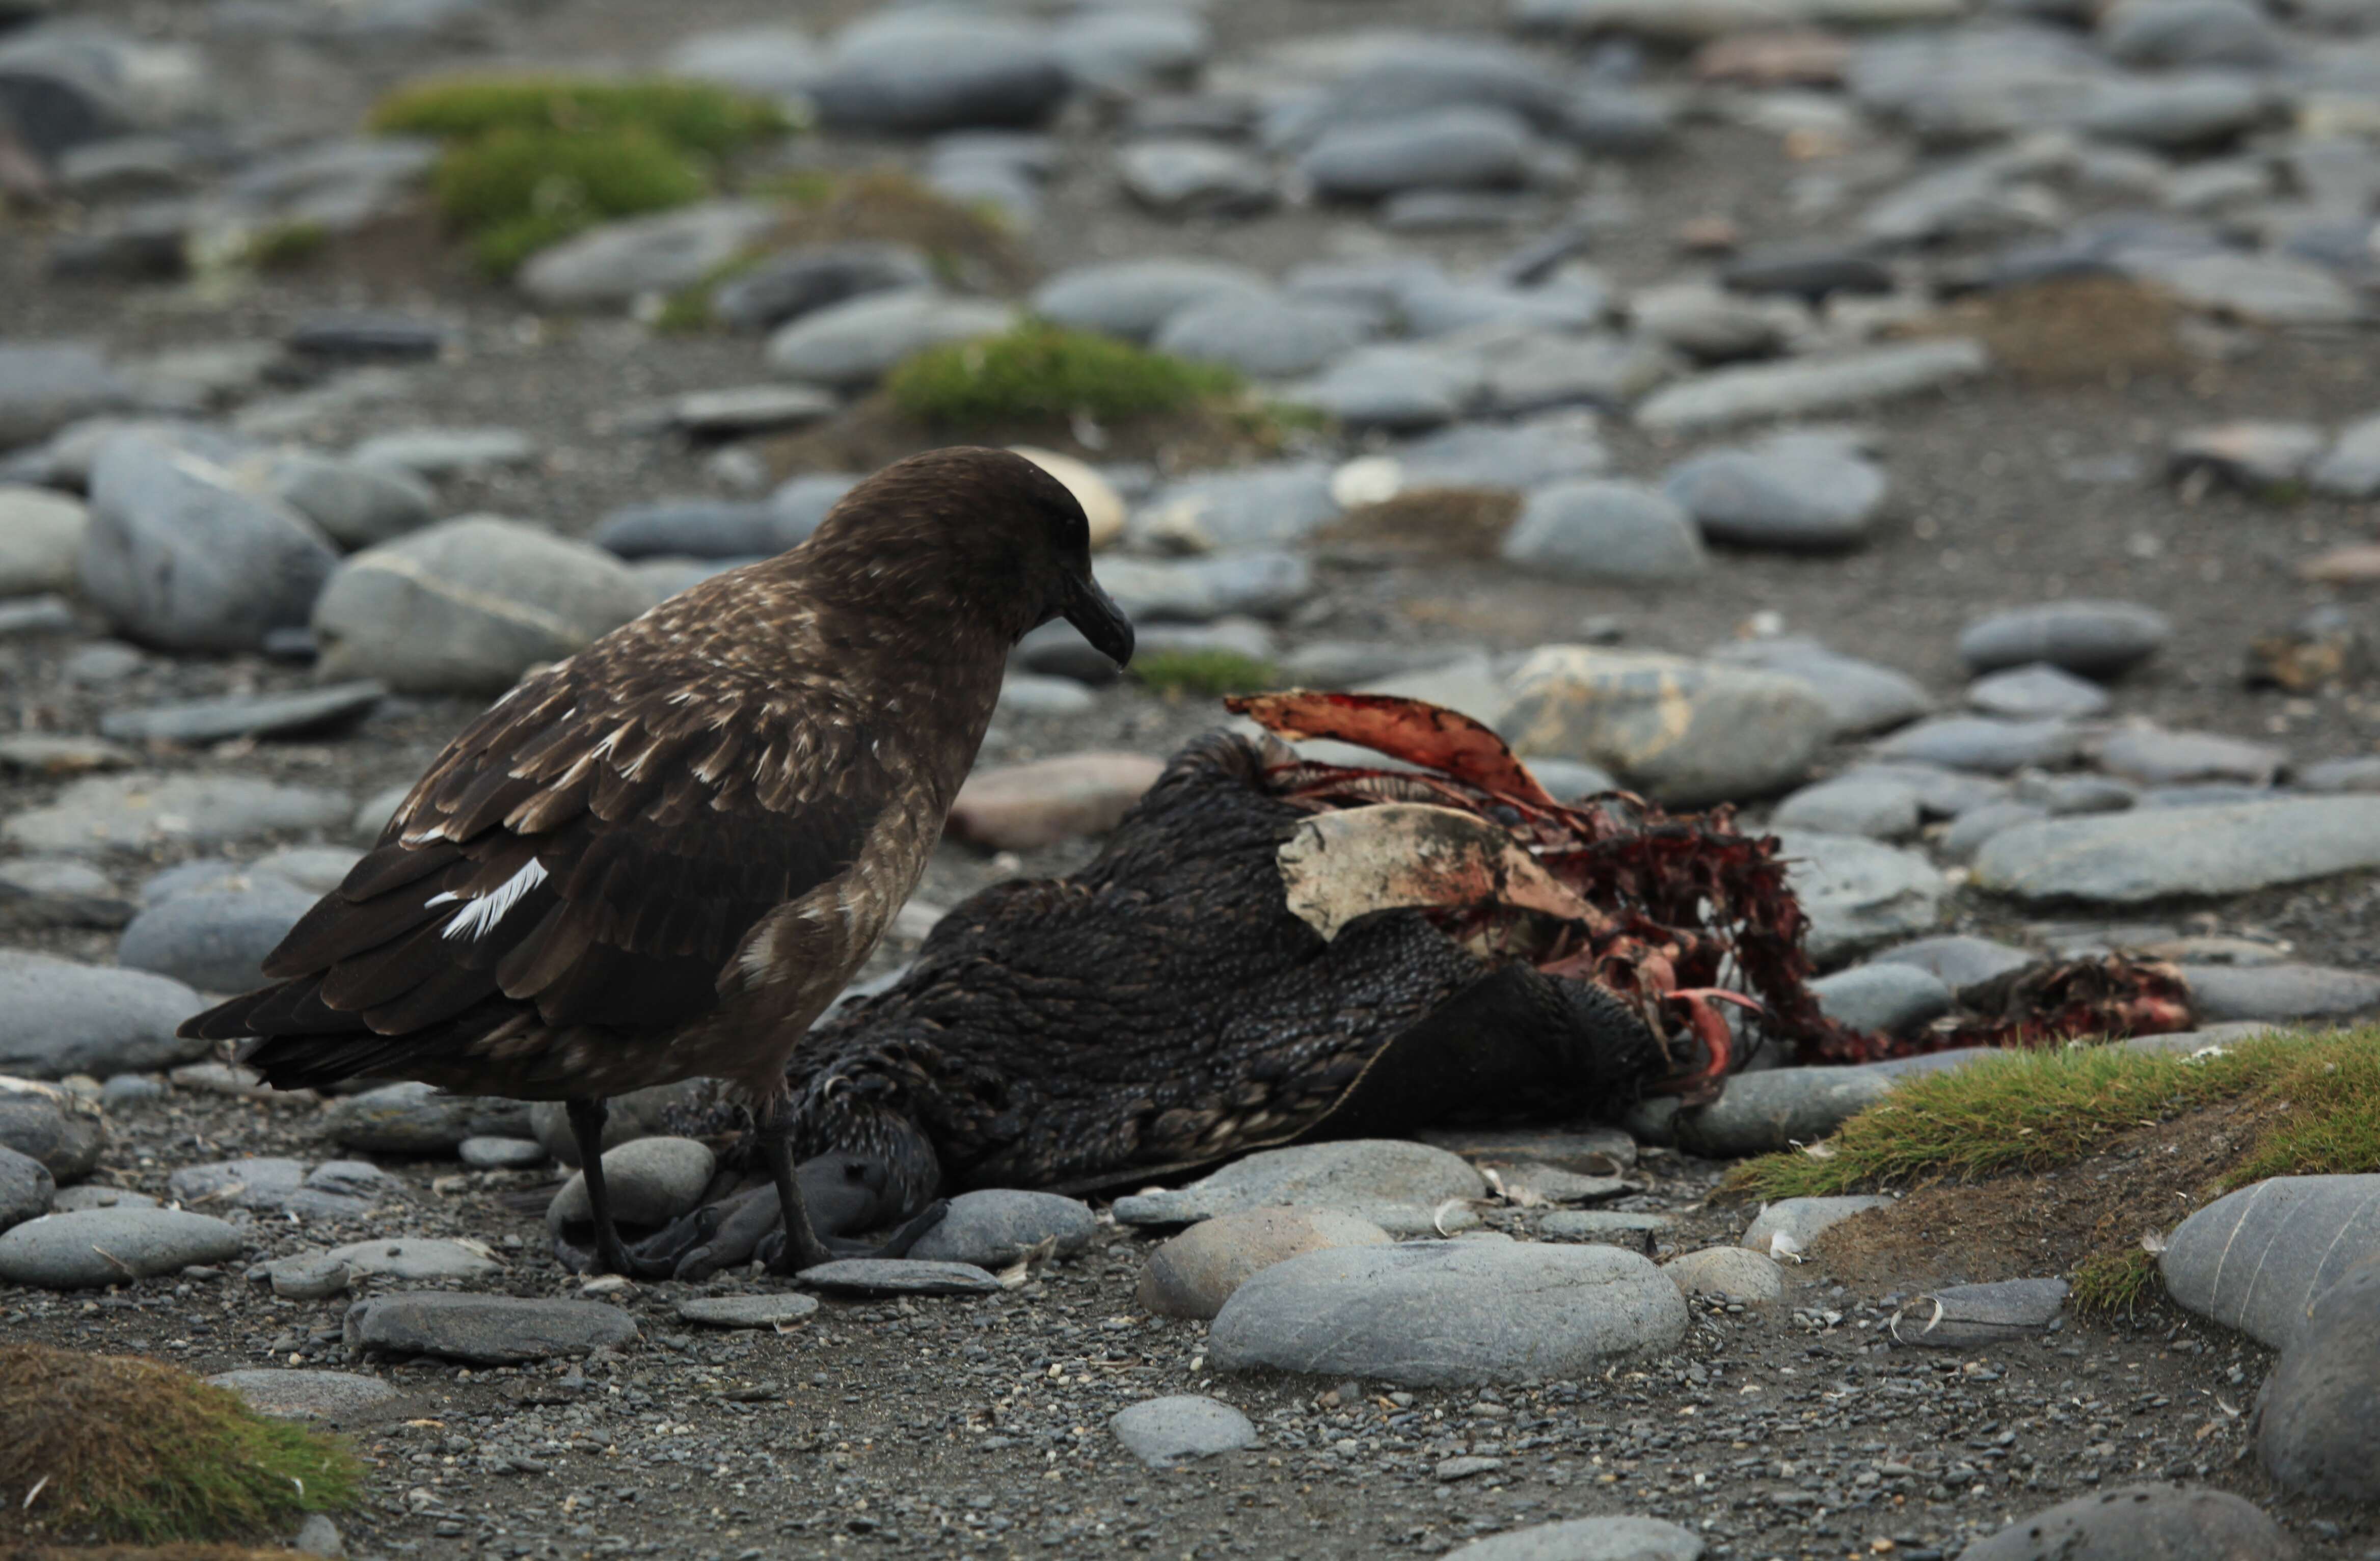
[457,1136,545,1170]
[0,1143,53,1232]
[320,1237,501,1284]
[1774,775,1921,840]
[1418,1125,1634,1173]
[1635,340,1987,433]
[1209,1239,1688,1386]
[676,1292,821,1328]
[1675,1066,1897,1159]
[1941,800,2051,863]
[0,855,131,929]
[1119,140,1274,217]
[946,753,1162,851]
[209,1367,400,1422]
[322,1082,532,1156]
[799,1258,1005,1296]
[528,1081,710,1166]
[1665,1246,1782,1306]
[1113,1140,1485,1236]
[1809,962,1954,1035]
[1973,798,2380,904]
[518,201,779,310]
[0,1205,242,1287]
[1893,1278,2068,1348]
[0,483,86,595]
[115,877,315,993]
[903,1190,1094,1269]
[99,682,387,747]
[1137,1207,1394,1320]
[1871,935,2036,992]
[1538,1209,1671,1241]
[1441,1515,1704,1561]
[1111,1395,1257,1470]
[0,950,203,1078]
[1741,1196,1894,1258]
[269,1251,354,1301]
[350,427,535,479]
[2144,249,2363,326]
[1957,600,2171,678]
[1721,241,1896,302]
[1096,552,1312,623]
[1499,480,1707,584]
[2170,420,2325,490]
[2182,963,2380,1022]
[312,517,653,696]
[711,243,932,334]
[2310,413,2380,499]
[810,14,1068,134]
[1956,1483,2292,1560]
[0,1081,104,1181]
[345,1292,637,1364]
[263,450,436,551]
[1477,332,1676,416]
[79,433,338,653]
[1875,715,2079,775]
[1499,647,1830,807]
[2254,1255,2380,1502]
[2096,725,2283,786]
[5,772,348,859]
[1770,830,1949,961]
[1031,258,1269,343]
[0,342,131,447]
[547,1137,716,1235]
[998,672,1096,717]
[50,1184,155,1211]
[1662,438,1887,551]
[1156,293,1373,380]
[1299,106,1533,199]
[2160,1174,2380,1349]
[1967,663,2112,720]
[765,289,1013,388]
[1709,638,1931,738]
[1134,463,1340,553]
[169,1158,380,1221]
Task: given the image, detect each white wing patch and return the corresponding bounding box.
[439,858,549,941]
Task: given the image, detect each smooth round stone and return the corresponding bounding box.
[1662,441,1886,551]
[1118,139,1274,217]
[1112,1140,1484,1236]
[1710,638,1932,740]
[1773,776,1921,840]
[1740,1196,1892,1257]
[1973,799,2380,904]
[675,1292,822,1328]
[997,672,1097,717]
[210,1367,401,1422]
[1967,662,2112,720]
[0,1078,107,1179]
[1207,1239,1687,1386]
[1079,544,1314,621]
[763,290,1014,389]
[2160,1174,2380,1349]
[323,1237,502,1283]
[0,1206,243,1288]
[0,949,206,1081]
[1957,600,2172,678]
[1537,1209,1670,1240]
[798,1258,1003,1296]
[1030,258,1270,343]
[2255,1256,2380,1501]
[116,878,317,993]
[1500,480,1707,584]
[1956,1483,2291,1560]
[1765,829,1949,963]
[1875,715,2079,775]
[269,1251,354,1300]
[1138,1207,1394,1320]
[1940,800,2050,863]
[906,1189,1095,1268]
[49,1184,156,1213]
[809,14,1069,134]
[457,1136,546,1170]
[1298,105,1534,199]
[1441,1515,1703,1561]
[1110,1395,1257,1469]
[1151,294,1372,380]
[1808,962,1954,1035]
[547,1137,717,1233]
[1894,1277,2069,1348]
[323,1082,532,1156]
[2097,726,2284,786]
[0,1144,54,1233]
[1868,935,2035,992]
[1664,1246,1783,1305]
[2181,963,2380,1022]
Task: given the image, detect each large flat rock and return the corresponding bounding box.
[1207,1237,1687,1386]
[344,1292,638,1364]
[1973,799,2380,904]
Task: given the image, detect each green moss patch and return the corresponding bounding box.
[1723,1027,2380,1315]
[1131,649,1279,698]
[371,75,787,276]
[371,76,788,154]
[888,321,1241,427]
[0,1346,359,1544]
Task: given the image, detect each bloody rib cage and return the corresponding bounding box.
[1227,690,2196,1098]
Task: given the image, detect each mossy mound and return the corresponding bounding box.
[370,74,788,276]
[1131,649,1279,698]
[371,76,788,154]
[888,321,1242,426]
[1724,1026,2380,1317]
[0,1347,359,1544]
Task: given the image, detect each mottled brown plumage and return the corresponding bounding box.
[181,447,1133,1273]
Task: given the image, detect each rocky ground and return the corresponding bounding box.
[3,0,2379,1555]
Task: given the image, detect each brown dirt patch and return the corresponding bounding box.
[1315,487,1523,561]
[1905,275,2193,388]
[1806,1094,2288,1290]
[760,391,1299,477]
